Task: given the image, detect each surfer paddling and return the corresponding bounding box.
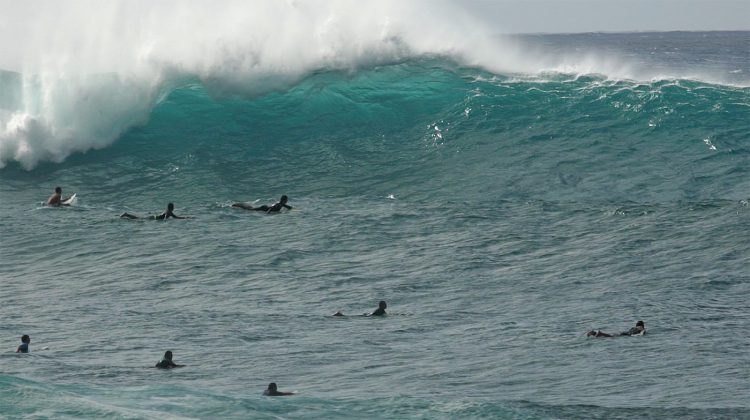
[232,195,292,213]
[47,187,71,206]
[586,320,646,337]
[331,300,388,317]
[120,203,189,220]
[155,350,185,369]
[263,382,295,396]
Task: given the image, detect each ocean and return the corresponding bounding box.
[0,3,749,418]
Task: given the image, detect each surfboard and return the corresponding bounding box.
[62,193,77,206]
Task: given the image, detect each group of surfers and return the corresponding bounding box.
[46,186,292,218]
[40,186,647,395]
[16,312,645,391]
[14,301,392,396]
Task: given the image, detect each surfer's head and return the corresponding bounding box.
[21,335,30,344]
[636,320,645,329]
[280,195,288,204]
[167,203,174,211]
[268,383,278,392]
[163,351,173,361]
[55,187,62,194]
[378,301,387,310]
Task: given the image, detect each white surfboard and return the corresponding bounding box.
[62,193,77,206]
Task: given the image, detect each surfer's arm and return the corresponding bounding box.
[283,204,293,210]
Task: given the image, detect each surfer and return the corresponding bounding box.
[263,382,294,396]
[120,203,189,220]
[47,187,70,206]
[370,300,387,316]
[16,335,30,353]
[232,195,292,213]
[332,301,388,317]
[155,351,184,369]
[621,320,646,336]
[586,320,646,337]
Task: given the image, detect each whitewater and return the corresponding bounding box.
[1,1,749,418]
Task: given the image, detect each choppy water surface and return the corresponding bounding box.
[1,29,749,419]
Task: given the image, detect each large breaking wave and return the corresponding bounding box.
[0,0,748,169]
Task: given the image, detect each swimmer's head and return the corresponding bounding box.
[268,383,278,392]
[586,330,596,336]
[379,301,387,309]
[636,320,645,328]
[55,187,62,194]
[167,203,174,211]
[163,351,173,360]
[280,195,288,204]
[21,335,30,344]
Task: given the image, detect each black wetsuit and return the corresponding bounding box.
[371,308,386,316]
[155,359,180,369]
[121,210,184,220]
[234,202,292,212]
[154,210,176,220]
[255,202,292,212]
[267,202,292,212]
[621,327,645,336]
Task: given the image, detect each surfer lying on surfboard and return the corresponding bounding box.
[47,187,73,206]
[332,300,388,317]
[120,203,190,220]
[586,320,646,337]
[232,195,292,213]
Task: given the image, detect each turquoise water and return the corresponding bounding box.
[1,30,749,419]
